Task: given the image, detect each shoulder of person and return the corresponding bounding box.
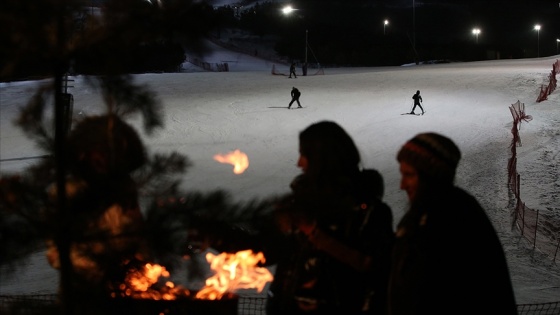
[450,187,480,207]
[368,196,393,220]
[428,186,487,226]
[360,169,385,199]
[354,170,392,220]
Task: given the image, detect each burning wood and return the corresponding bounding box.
[114,262,191,300]
[196,250,273,300]
[114,250,272,301]
[213,149,249,174]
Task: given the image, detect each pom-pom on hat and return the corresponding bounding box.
[397,132,461,183]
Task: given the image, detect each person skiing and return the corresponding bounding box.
[289,87,302,109]
[411,90,424,115]
[289,62,297,78]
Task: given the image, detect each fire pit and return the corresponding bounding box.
[109,293,239,315]
[101,249,271,315]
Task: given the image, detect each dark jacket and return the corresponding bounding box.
[265,171,395,315]
[292,88,301,99]
[387,186,517,315]
[412,93,422,105]
[206,170,394,315]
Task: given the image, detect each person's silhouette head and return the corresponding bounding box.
[298,121,360,179]
[397,132,461,201]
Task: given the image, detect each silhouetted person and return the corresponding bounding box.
[411,90,424,115]
[289,87,302,109]
[387,132,518,315]
[265,121,394,315]
[205,121,394,315]
[289,62,297,78]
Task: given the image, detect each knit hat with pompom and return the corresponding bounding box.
[397,132,461,183]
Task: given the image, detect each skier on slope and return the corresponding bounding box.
[411,90,425,115]
[288,87,302,109]
[289,62,297,78]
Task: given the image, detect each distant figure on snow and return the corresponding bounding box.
[289,62,297,78]
[288,87,302,109]
[411,90,424,115]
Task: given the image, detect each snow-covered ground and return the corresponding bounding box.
[1,40,559,306]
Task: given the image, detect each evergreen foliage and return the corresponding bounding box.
[0,0,216,81]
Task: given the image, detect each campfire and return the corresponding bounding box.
[213,149,249,174]
[114,250,272,301]
[107,249,272,315]
[113,263,191,300]
[196,250,273,300]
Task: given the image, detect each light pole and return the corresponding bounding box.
[384,20,389,35]
[412,0,415,52]
[534,24,541,57]
[557,39,559,54]
[305,29,308,65]
[282,6,308,75]
[472,28,480,44]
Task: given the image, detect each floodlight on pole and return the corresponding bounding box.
[282,5,294,15]
[534,24,541,57]
[472,28,480,44]
[557,39,559,54]
[384,20,389,35]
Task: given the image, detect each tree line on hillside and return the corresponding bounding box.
[2,0,558,82]
[224,0,559,66]
[0,0,217,82]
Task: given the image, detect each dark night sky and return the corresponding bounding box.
[301,0,560,60]
[211,1,560,59]
[375,1,558,46]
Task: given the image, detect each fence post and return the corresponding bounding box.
[519,206,524,236]
[553,238,560,263]
[533,209,539,248]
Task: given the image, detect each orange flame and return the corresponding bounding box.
[195,250,273,300]
[213,149,249,174]
[116,250,273,300]
[116,263,191,300]
[128,263,168,291]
